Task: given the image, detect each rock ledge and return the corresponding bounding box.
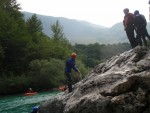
[39,46,150,113]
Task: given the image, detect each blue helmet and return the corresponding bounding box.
[31,106,38,113]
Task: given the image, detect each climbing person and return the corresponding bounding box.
[134,10,148,46]
[123,8,137,48]
[65,53,80,93]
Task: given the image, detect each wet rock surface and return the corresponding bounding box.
[38,46,150,113]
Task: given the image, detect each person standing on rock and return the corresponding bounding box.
[65,53,80,93]
[134,10,149,46]
[123,8,137,48]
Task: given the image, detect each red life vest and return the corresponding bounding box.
[123,13,134,27]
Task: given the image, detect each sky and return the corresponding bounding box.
[16,0,149,27]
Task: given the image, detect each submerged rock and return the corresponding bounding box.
[38,46,150,113]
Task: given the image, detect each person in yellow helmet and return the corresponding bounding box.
[65,53,80,93]
[134,10,149,46]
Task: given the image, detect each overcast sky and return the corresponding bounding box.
[17,0,149,27]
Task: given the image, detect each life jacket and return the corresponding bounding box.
[65,58,78,73]
[123,13,134,27]
[65,58,72,68]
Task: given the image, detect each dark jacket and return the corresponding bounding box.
[65,58,78,73]
[134,14,146,29]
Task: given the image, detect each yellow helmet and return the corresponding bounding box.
[70,53,77,58]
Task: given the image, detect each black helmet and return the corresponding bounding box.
[134,10,139,15]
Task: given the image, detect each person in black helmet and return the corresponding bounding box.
[123,8,137,48]
[135,10,150,41]
[134,10,149,46]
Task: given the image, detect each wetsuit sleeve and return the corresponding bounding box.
[73,65,79,72]
[141,15,147,26]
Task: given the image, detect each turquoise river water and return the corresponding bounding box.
[0,91,62,113]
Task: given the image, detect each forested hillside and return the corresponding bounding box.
[0,0,81,95]
[23,12,129,44]
[0,0,131,95]
[23,12,150,44]
[74,43,130,68]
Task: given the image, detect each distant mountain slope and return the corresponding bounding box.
[108,22,127,43]
[23,12,150,44]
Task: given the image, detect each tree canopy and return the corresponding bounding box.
[26,14,43,34]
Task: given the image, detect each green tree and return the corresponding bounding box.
[74,43,130,68]
[51,20,66,41]
[50,20,72,59]
[0,44,4,71]
[26,14,43,35]
[0,0,31,75]
[0,0,22,18]
[28,59,65,90]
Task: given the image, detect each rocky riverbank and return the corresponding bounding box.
[38,46,150,113]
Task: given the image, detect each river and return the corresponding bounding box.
[0,91,63,113]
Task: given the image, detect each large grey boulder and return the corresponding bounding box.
[38,46,150,113]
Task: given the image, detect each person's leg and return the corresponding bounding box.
[142,36,147,47]
[126,28,136,48]
[145,28,150,40]
[136,29,143,46]
[65,73,72,93]
[136,34,142,46]
[141,29,147,46]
